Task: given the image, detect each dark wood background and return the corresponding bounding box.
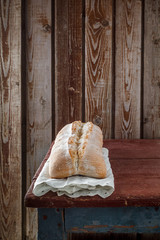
[0,0,160,239]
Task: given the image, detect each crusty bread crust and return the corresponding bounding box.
[49,121,107,179]
[48,123,76,178]
[77,124,106,178]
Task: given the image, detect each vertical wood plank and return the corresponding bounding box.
[25,0,52,239]
[0,0,22,239]
[141,3,160,238]
[85,0,113,138]
[143,0,160,138]
[55,0,82,134]
[115,0,142,139]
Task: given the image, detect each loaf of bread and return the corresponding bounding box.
[48,121,107,179]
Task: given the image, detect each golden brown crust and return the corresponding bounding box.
[71,120,81,134]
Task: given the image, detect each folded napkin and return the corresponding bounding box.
[33,148,114,198]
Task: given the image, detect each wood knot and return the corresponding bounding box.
[93,115,102,126]
[143,118,148,124]
[68,87,80,94]
[101,19,109,27]
[153,38,160,45]
[43,24,51,32]
[40,96,47,106]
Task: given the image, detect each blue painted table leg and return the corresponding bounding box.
[38,208,67,240]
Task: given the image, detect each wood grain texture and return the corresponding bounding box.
[142,0,160,226]
[55,0,82,134]
[115,0,142,139]
[25,0,52,239]
[85,0,113,138]
[25,140,160,208]
[143,0,160,138]
[0,0,22,239]
[142,2,160,233]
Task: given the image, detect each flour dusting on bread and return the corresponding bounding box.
[49,121,107,179]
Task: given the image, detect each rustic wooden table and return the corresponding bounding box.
[25,140,160,240]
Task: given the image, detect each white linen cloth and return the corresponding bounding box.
[33,148,114,198]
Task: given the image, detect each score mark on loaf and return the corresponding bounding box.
[49,121,107,179]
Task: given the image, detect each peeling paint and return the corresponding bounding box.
[71,227,90,233]
[65,207,160,233]
[113,225,135,229]
[147,225,159,229]
[84,224,108,229]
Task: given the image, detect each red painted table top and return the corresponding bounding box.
[24,140,160,208]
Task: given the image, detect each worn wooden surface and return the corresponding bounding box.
[115,0,142,139]
[37,207,160,240]
[85,0,113,138]
[142,0,160,234]
[55,0,82,134]
[1,0,160,239]
[25,0,52,239]
[25,140,160,208]
[65,207,160,233]
[38,208,65,240]
[143,0,160,138]
[0,0,22,239]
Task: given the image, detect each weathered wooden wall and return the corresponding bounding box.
[25,1,52,239]
[0,0,160,240]
[0,1,22,239]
